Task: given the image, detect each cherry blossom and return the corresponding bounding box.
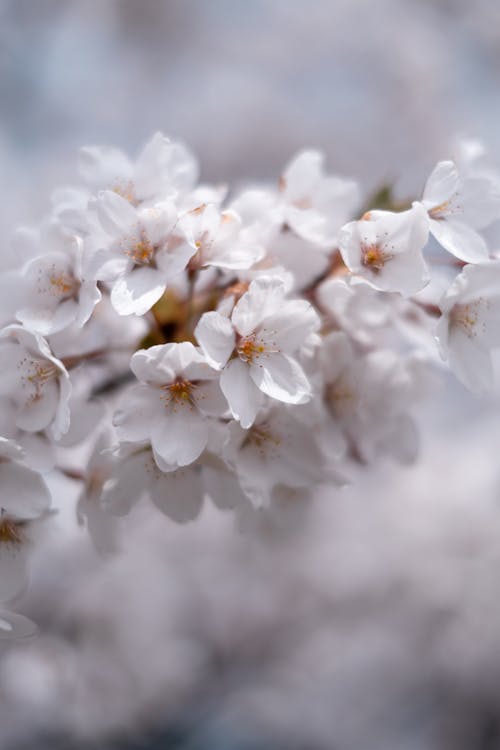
[88,191,193,315]
[436,261,500,393]
[15,221,101,336]
[177,202,265,270]
[338,204,430,296]
[223,405,330,508]
[79,131,198,206]
[113,341,226,470]
[2,129,500,640]
[419,160,500,263]
[195,276,320,428]
[0,325,71,441]
[0,437,51,603]
[279,150,360,247]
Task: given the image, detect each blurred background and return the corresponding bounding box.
[2,1,500,748]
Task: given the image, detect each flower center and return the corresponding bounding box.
[449,299,487,339]
[113,181,138,206]
[124,227,158,267]
[160,378,196,409]
[49,271,80,299]
[0,517,24,546]
[237,335,267,364]
[19,358,59,403]
[428,199,450,220]
[361,243,393,273]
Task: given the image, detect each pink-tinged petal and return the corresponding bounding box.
[195,311,235,368]
[232,276,286,336]
[250,352,311,404]
[220,359,263,428]
[0,462,51,519]
[429,218,489,263]
[110,268,166,316]
[422,161,459,206]
[151,408,208,468]
[150,466,204,523]
[113,385,160,442]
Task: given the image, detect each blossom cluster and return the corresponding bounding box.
[1,132,500,637]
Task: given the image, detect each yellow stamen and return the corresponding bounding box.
[0,517,24,546]
[361,243,393,272]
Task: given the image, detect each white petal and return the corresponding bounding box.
[150,466,204,523]
[110,268,166,316]
[151,408,208,468]
[447,328,494,393]
[97,190,137,236]
[195,311,235,368]
[220,359,263,428]
[102,452,149,516]
[113,385,159,442]
[79,145,132,187]
[250,353,311,404]
[0,462,51,519]
[429,218,489,263]
[232,276,286,336]
[16,379,59,433]
[261,300,320,353]
[422,161,459,206]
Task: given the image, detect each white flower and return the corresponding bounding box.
[223,405,328,508]
[338,204,430,296]
[420,160,500,263]
[321,332,428,464]
[436,261,500,393]
[16,222,101,336]
[316,275,389,346]
[102,445,205,524]
[279,150,360,247]
[177,203,264,270]
[89,191,192,315]
[0,437,51,603]
[79,131,198,205]
[113,342,226,470]
[195,276,319,428]
[0,326,71,441]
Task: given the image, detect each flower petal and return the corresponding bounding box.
[151,408,208,468]
[195,311,235,368]
[250,353,311,404]
[220,359,263,428]
[150,466,204,523]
